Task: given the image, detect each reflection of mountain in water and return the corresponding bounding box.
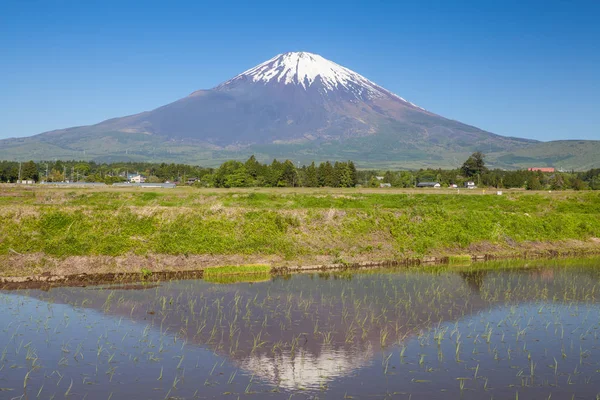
[240,345,374,389]
[20,263,600,389]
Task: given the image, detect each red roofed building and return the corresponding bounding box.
[528,167,555,173]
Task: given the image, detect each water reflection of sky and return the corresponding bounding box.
[2,262,600,398]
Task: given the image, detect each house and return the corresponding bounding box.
[417,182,441,188]
[464,181,476,189]
[375,176,384,181]
[129,174,146,183]
[528,167,555,173]
[449,184,458,188]
[379,183,391,188]
[186,177,198,185]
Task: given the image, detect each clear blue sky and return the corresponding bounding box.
[1,0,598,141]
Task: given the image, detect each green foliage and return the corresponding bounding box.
[1,189,600,265]
[2,157,600,190]
[527,175,543,190]
[203,265,271,276]
[461,152,487,177]
[203,273,271,284]
[140,268,152,279]
[21,160,39,181]
[448,255,473,265]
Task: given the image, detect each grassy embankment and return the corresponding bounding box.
[1,185,599,277]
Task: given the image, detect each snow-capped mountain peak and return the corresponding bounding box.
[216,51,419,106]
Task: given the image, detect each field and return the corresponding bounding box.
[1,184,600,277]
[3,259,600,399]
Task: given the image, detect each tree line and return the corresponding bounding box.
[0,153,598,190]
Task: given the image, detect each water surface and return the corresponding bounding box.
[2,259,600,399]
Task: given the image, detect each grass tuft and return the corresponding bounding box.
[203,264,271,277]
[448,255,473,265]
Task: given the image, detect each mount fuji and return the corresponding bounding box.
[1,51,598,169]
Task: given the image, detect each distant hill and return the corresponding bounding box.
[1,51,598,170]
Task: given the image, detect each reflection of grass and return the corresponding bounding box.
[448,255,472,265]
[203,264,271,276]
[204,273,271,284]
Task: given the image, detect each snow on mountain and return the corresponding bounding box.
[2,49,543,167]
[216,51,422,108]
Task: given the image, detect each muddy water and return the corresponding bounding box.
[2,260,600,399]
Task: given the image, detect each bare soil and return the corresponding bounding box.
[2,239,599,290]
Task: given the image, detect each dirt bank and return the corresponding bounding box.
[1,239,599,290]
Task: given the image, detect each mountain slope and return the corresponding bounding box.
[1,51,597,169]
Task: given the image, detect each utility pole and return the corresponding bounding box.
[45,163,49,182]
[18,162,22,184]
[63,166,67,182]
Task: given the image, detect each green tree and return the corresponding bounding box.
[280,160,297,187]
[526,175,543,190]
[550,173,565,190]
[572,178,586,191]
[146,175,162,183]
[21,161,39,181]
[338,164,353,187]
[305,162,318,187]
[461,152,487,177]
[318,161,334,187]
[368,176,380,188]
[215,160,249,187]
[347,161,358,187]
[397,171,414,188]
[48,168,64,182]
[244,155,261,179]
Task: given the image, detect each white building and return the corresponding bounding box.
[129,174,146,183]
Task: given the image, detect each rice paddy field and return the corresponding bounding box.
[3,258,600,399]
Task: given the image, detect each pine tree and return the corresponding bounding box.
[244,155,261,178]
[22,161,39,181]
[526,175,543,190]
[332,161,344,187]
[339,164,353,187]
[348,161,358,187]
[268,159,283,186]
[280,160,297,186]
[461,152,487,177]
[305,162,318,187]
[322,161,334,187]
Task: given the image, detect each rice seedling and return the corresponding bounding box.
[1,258,600,398]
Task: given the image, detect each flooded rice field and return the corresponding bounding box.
[3,260,600,399]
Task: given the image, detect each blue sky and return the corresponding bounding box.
[1,0,598,141]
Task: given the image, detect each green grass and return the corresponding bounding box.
[203,265,271,276]
[448,255,472,265]
[1,186,599,273]
[203,273,272,284]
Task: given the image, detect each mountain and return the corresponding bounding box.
[1,51,598,169]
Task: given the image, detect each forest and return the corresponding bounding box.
[1,154,598,190]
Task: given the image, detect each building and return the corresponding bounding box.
[464,181,476,189]
[417,182,441,188]
[375,176,384,181]
[379,183,391,188]
[528,167,555,173]
[129,174,146,183]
